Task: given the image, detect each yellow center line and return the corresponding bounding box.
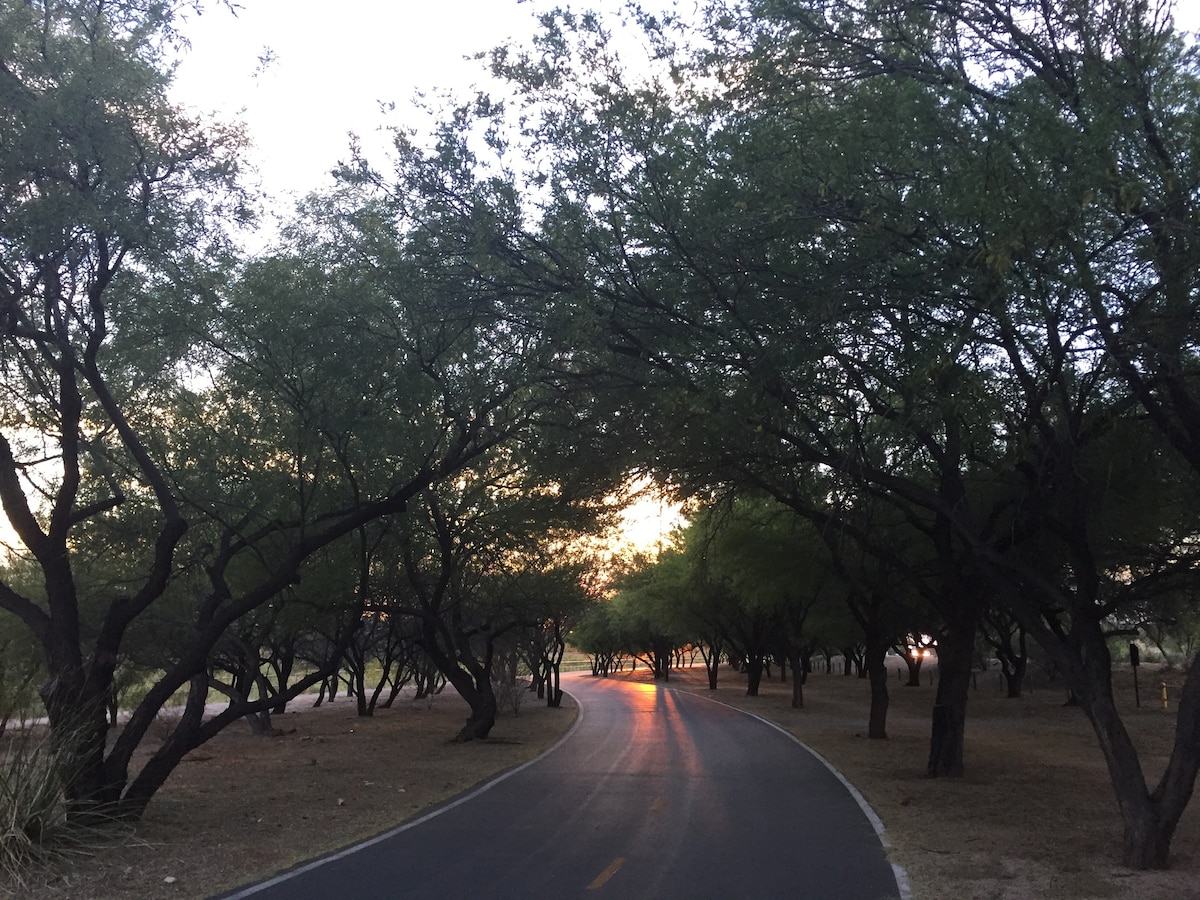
[587,856,625,890]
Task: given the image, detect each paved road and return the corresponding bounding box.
[219,674,905,899]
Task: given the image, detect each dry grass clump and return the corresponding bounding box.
[0,728,135,891]
[0,730,71,882]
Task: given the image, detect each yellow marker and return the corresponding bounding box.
[588,857,625,890]
[1162,682,1169,710]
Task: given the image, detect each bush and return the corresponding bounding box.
[492,677,525,717]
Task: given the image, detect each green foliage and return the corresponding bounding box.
[1,0,1198,868]
[0,646,42,734]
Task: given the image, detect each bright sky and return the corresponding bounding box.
[170,0,1200,212]
[170,0,684,208]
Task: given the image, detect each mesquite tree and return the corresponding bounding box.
[0,0,608,816]
[460,0,1200,868]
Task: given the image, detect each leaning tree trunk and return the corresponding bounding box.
[1070,639,1200,868]
[117,674,211,818]
[454,678,498,742]
[423,635,499,743]
[380,668,411,708]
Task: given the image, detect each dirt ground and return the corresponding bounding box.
[4,661,1200,900]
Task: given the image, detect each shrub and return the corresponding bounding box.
[492,677,525,717]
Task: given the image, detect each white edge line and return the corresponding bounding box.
[681,688,913,900]
[218,692,585,899]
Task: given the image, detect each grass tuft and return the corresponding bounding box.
[0,730,126,888]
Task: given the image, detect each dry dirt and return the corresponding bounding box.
[4,662,1200,900]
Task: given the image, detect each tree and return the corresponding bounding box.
[481,4,1016,776]
[718,0,1200,868]
[367,443,617,740]
[680,498,837,705]
[466,0,1200,868]
[0,0,245,813]
[607,552,694,682]
[0,0,613,816]
[514,561,599,708]
[980,604,1030,699]
[572,599,627,677]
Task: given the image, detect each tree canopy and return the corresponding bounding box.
[2,0,1200,875]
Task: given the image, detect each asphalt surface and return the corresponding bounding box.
[218,673,906,900]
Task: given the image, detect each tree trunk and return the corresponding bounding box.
[455,683,498,742]
[244,709,276,735]
[652,638,672,681]
[380,670,410,708]
[547,647,564,708]
[1002,655,1027,699]
[788,649,804,709]
[1082,688,1177,869]
[270,652,295,716]
[700,641,721,690]
[865,634,890,740]
[903,652,924,687]
[311,677,329,707]
[40,634,122,812]
[353,672,370,716]
[745,655,764,696]
[926,618,976,777]
[418,620,500,742]
[368,660,394,714]
[1079,649,1200,868]
[117,674,211,819]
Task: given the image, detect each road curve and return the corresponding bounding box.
[218,673,906,900]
